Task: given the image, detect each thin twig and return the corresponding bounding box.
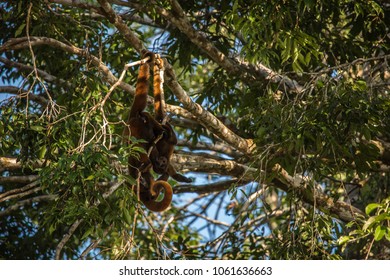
[56,179,126,259]
[55,219,83,259]
[365,237,376,260]
[216,188,264,250]
[78,224,112,259]
[101,56,152,107]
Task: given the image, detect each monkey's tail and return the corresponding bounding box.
[140,181,172,212]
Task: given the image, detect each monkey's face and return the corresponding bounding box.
[154,155,169,173]
[148,145,170,174]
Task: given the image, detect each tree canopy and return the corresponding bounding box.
[0,0,389,260]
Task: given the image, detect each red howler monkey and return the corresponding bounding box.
[125,50,169,212]
[125,51,190,212]
[152,54,192,184]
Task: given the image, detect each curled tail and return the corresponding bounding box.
[139,181,172,212]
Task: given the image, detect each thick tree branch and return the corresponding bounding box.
[0,175,39,184]
[0,157,44,173]
[174,179,246,194]
[0,181,41,203]
[271,164,365,223]
[0,57,72,87]
[0,36,133,92]
[0,177,40,202]
[164,64,255,155]
[371,139,390,166]
[0,36,193,120]
[0,195,56,218]
[176,139,244,159]
[55,219,83,259]
[151,0,303,93]
[0,86,49,105]
[97,0,143,52]
[171,153,258,181]
[94,0,255,155]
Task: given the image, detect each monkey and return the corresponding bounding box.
[124,50,171,212]
[152,54,192,184]
[125,50,190,212]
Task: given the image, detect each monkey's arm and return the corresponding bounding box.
[157,164,192,183]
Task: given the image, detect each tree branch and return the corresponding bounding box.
[55,219,83,259]
[0,36,194,120]
[271,164,366,223]
[0,195,56,218]
[0,181,41,203]
[0,36,132,92]
[0,175,39,184]
[0,86,49,105]
[0,57,71,87]
[94,0,256,155]
[97,0,143,52]
[0,157,44,173]
[164,64,255,155]
[171,153,258,181]
[151,0,303,93]
[176,140,244,159]
[174,179,245,194]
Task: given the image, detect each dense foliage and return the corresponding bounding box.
[0,0,389,259]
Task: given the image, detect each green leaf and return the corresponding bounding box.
[365,203,381,215]
[386,228,390,242]
[361,125,371,141]
[363,213,390,231]
[292,60,303,73]
[30,125,44,132]
[38,146,47,159]
[84,174,95,181]
[15,23,26,37]
[81,227,94,240]
[363,216,377,231]
[49,223,56,235]
[353,80,367,91]
[256,127,266,139]
[305,52,311,65]
[374,225,386,241]
[337,236,350,245]
[123,208,132,225]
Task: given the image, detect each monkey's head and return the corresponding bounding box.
[154,156,168,173]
